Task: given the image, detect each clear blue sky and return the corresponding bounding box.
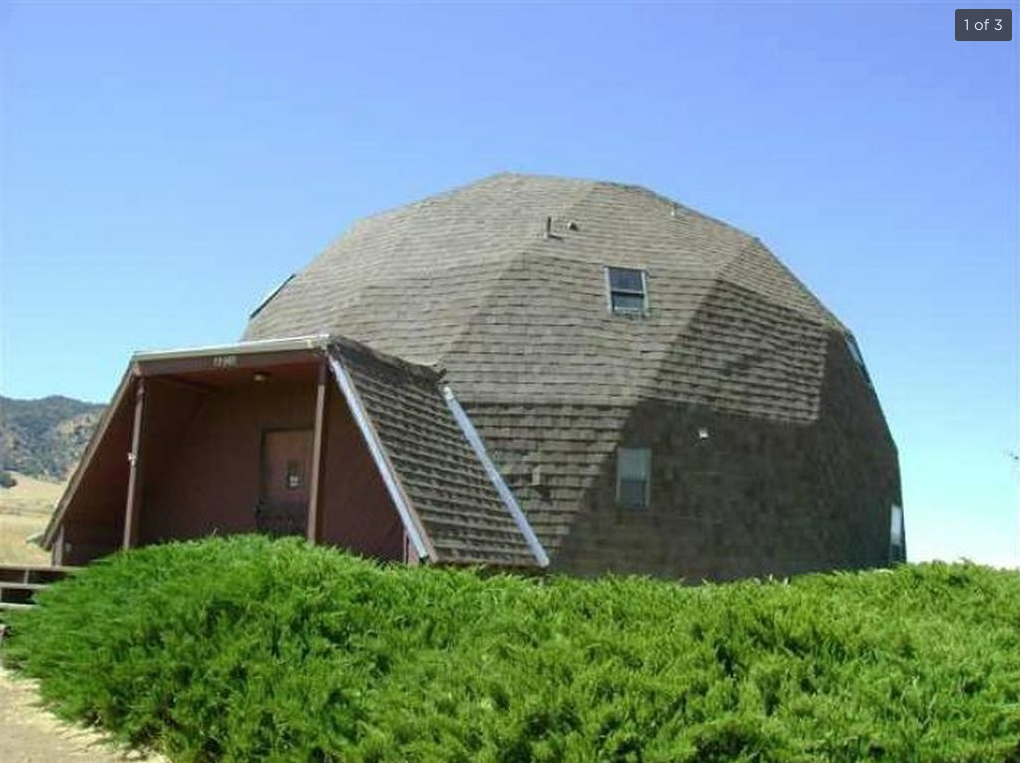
[1,2,1017,567]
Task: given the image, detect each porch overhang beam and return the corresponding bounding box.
[136,349,321,378]
[131,334,331,378]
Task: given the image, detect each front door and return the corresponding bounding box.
[258,429,313,536]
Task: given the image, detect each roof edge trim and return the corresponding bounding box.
[441,385,550,568]
[249,273,296,320]
[326,353,435,562]
[133,334,331,363]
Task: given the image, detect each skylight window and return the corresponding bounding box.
[616,447,651,509]
[606,267,648,315]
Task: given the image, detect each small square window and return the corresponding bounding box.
[616,447,651,509]
[606,267,648,314]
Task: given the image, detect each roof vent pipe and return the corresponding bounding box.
[544,216,552,238]
[671,203,678,218]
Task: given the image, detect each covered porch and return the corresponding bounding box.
[43,335,546,571]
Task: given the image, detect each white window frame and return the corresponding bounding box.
[604,266,649,315]
[615,447,652,509]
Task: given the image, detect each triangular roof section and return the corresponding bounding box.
[328,337,546,567]
[44,334,547,569]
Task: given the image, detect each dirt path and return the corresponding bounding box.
[0,665,169,763]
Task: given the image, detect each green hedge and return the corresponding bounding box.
[2,536,1018,763]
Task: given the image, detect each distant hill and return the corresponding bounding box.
[0,396,105,480]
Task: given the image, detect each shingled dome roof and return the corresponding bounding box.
[244,173,901,578]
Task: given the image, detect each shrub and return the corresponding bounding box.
[2,536,1018,763]
[0,470,16,488]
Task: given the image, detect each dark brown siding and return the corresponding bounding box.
[483,333,900,581]
[140,382,313,542]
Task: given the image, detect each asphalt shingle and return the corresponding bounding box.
[331,339,540,567]
[246,174,863,559]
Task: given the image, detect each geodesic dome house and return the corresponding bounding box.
[46,174,902,580]
[242,174,903,579]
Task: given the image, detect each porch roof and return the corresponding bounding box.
[44,334,547,569]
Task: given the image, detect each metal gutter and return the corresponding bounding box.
[442,385,550,567]
[132,334,331,363]
[326,354,433,563]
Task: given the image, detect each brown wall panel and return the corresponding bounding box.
[60,383,136,565]
[320,393,405,561]
[127,376,404,561]
[140,381,317,542]
[62,519,123,566]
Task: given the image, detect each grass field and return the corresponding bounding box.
[3,535,1018,763]
[0,473,64,565]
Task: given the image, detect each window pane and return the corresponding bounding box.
[890,505,904,546]
[618,447,650,479]
[618,479,647,508]
[609,267,644,292]
[617,448,651,508]
[611,292,645,312]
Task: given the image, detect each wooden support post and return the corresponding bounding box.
[306,359,330,544]
[122,376,146,549]
[52,525,65,566]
